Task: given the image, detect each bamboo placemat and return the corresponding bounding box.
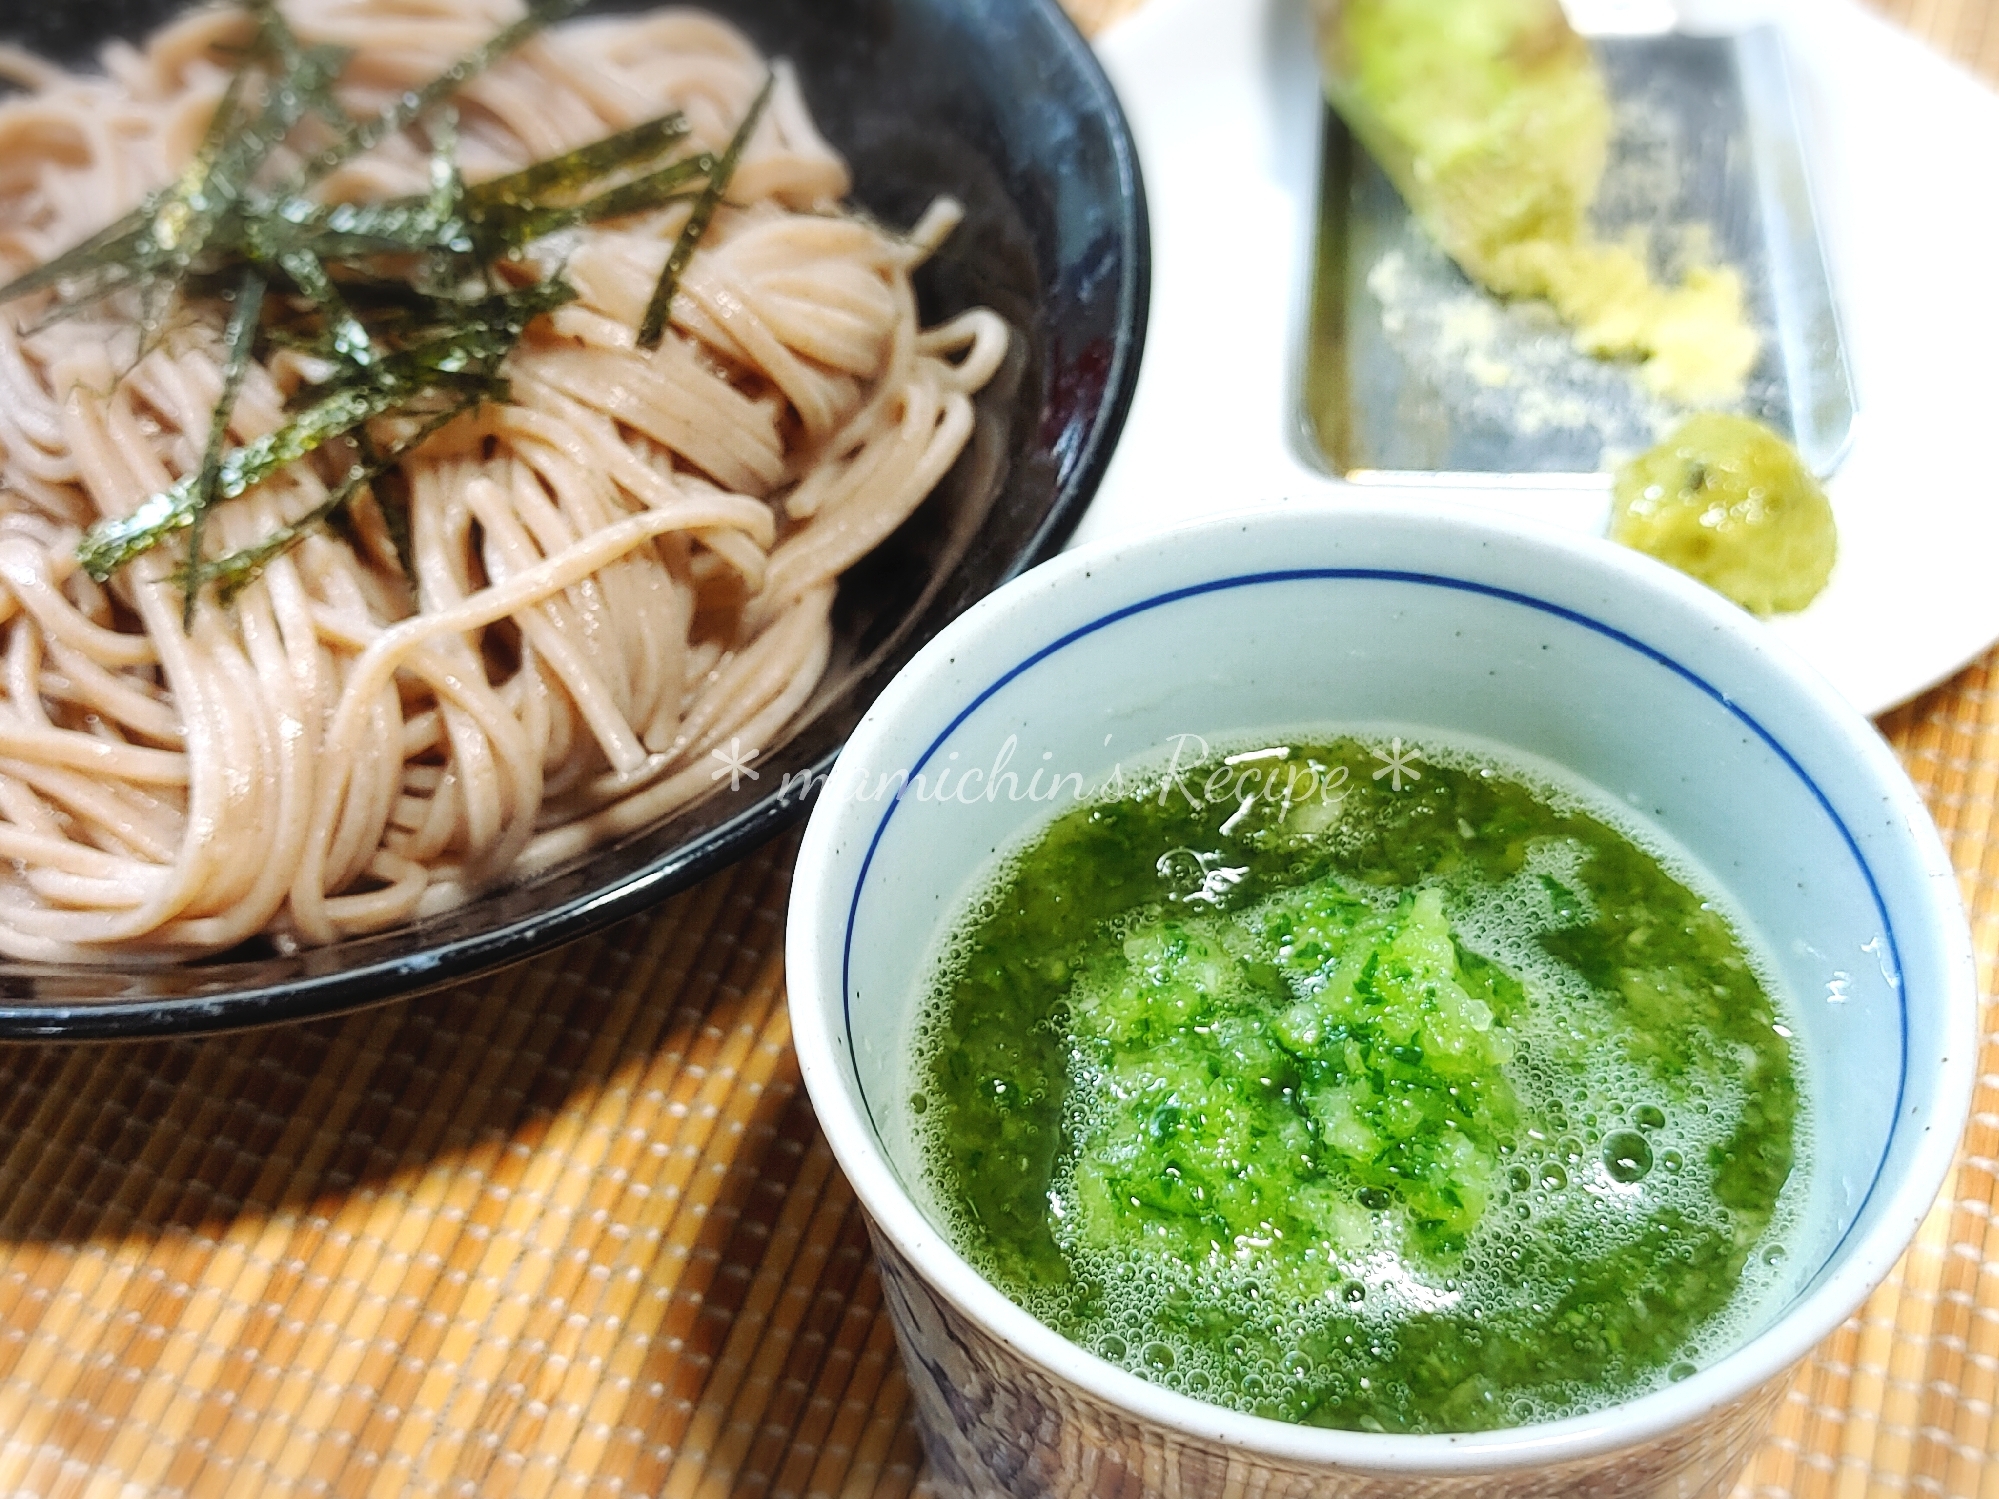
[0,3,1993,1494]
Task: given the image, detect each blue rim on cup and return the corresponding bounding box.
[786,500,1977,1497]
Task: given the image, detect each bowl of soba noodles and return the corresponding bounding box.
[0,0,1147,1034]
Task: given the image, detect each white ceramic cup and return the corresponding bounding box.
[785,501,1977,1499]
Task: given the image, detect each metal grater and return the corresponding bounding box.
[1300,12,1855,485]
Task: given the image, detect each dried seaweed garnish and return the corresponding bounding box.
[180,266,269,626]
[283,0,589,194]
[2,1,764,617]
[467,111,692,214]
[79,279,576,583]
[205,393,488,603]
[357,427,417,585]
[1,30,349,319]
[637,72,773,350]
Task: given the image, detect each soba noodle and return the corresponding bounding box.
[0,0,1008,960]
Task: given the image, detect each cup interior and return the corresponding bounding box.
[790,502,1973,1454]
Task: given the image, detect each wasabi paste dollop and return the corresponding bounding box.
[1611,413,1836,615]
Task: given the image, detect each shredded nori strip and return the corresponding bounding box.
[78,279,575,584]
[637,72,774,350]
[468,111,692,212]
[356,427,417,586]
[206,394,490,603]
[180,266,269,625]
[283,0,589,193]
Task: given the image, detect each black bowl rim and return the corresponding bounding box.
[0,0,1151,1040]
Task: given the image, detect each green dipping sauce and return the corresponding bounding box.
[911,735,1802,1433]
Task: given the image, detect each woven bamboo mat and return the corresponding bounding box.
[0,3,1993,1493]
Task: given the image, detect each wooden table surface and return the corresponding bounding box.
[1,3,1995,1496]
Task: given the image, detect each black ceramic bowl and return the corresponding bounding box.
[0,0,1148,1037]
